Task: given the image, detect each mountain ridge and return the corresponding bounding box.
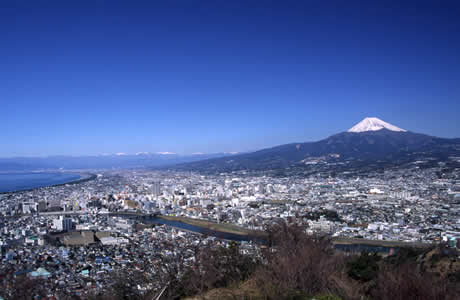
[167,125,460,172]
[0,152,235,171]
[1,118,458,172]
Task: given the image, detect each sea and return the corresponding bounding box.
[0,172,82,193]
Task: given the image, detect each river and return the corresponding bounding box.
[131,215,403,253]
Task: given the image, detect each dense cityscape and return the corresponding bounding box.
[1,157,459,298]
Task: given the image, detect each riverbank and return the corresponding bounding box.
[332,237,432,249]
[156,216,435,250]
[158,215,266,238]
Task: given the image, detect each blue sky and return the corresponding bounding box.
[1,0,459,157]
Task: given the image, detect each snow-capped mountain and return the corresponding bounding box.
[172,118,460,172]
[348,117,406,133]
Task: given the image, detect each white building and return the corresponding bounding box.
[53,216,73,231]
[307,216,335,234]
[22,202,38,214]
[100,237,129,246]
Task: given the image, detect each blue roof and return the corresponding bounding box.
[30,268,51,278]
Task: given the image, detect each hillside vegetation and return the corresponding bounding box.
[177,224,460,300]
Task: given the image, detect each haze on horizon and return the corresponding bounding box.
[2,0,459,157]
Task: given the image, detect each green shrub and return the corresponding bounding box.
[347,252,381,282]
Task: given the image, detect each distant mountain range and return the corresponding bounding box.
[169,118,460,172]
[0,152,235,171]
[2,118,458,173]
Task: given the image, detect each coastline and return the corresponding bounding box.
[0,172,97,194]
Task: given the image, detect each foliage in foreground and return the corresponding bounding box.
[1,224,459,300]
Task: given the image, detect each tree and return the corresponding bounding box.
[347,252,381,282]
[254,222,353,299]
[0,275,47,300]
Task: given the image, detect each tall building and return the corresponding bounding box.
[22,202,38,214]
[53,216,73,231]
[258,183,266,194]
[152,181,161,198]
[37,201,47,212]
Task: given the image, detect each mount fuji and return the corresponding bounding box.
[348,117,406,133]
[171,117,460,172]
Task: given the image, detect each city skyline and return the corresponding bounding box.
[2,0,460,157]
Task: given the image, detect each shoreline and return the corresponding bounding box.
[0,173,97,194]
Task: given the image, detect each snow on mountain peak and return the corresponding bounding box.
[348,117,406,133]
